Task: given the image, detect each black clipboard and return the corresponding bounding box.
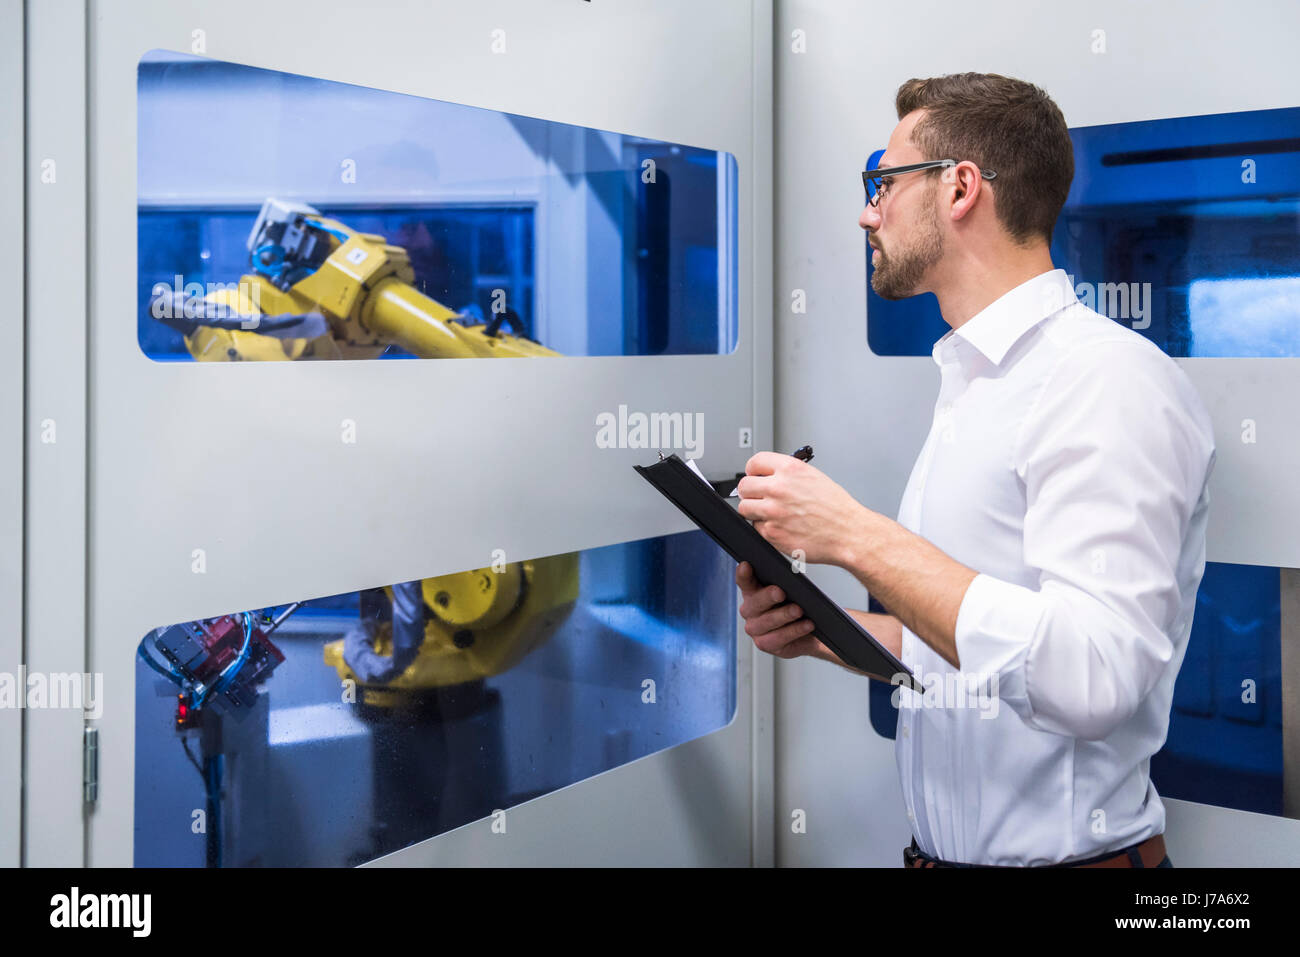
[634,453,919,690]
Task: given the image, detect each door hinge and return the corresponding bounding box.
[82,726,99,805]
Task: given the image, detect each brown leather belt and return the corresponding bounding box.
[904,833,1167,868]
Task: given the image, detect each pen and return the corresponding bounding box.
[727,444,814,498]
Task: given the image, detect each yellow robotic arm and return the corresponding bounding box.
[156,198,558,362]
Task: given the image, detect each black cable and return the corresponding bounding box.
[179,735,204,781]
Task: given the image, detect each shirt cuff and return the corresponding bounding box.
[954,573,1044,722]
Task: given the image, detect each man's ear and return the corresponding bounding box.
[948,166,982,222]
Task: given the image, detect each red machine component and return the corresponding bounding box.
[155,614,287,725]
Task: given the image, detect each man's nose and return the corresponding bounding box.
[860,201,880,231]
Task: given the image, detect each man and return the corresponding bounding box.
[735,73,1216,868]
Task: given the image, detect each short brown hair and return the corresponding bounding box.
[895,73,1073,246]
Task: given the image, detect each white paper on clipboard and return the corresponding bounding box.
[682,457,713,489]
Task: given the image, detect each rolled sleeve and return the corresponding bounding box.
[954,572,1039,722]
[954,340,1213,741]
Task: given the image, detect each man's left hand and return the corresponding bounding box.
[734,451,871,567]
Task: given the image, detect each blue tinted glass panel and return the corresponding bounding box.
[138,51,738,361]
[134,530,738,866]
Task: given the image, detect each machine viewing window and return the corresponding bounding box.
[137,50,739,362]
[866,105,1300,357]
[134,530,738,866]
[868,561,1287,819]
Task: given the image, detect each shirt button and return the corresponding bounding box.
[901,726,910,738]
[907,810,915,821]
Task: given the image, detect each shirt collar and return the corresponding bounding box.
[931,268,1077,367]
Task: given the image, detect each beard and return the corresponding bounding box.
[870,184,944,300]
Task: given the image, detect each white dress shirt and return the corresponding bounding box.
[893,268,1216,866]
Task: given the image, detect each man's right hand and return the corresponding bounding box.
[736,561,820,659]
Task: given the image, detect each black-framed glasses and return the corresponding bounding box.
[862,150,997,207]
